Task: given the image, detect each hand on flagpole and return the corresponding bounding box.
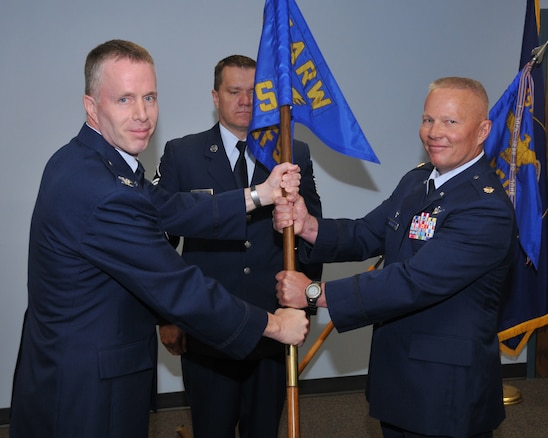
[263,308,309,347]
[276,271,326,309]
[273,194,319,243]
[249,163,300,211]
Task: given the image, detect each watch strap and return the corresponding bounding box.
[305,282,321,316]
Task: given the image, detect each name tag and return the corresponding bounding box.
[409,213,437,241]
[386,217,400,231]
[191,188,214,195]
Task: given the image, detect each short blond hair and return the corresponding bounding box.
[429,77,489,118]
[85,39,154,97]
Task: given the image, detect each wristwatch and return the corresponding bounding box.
[305,282,322,315]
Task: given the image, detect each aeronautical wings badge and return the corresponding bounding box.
[118,176,139,188]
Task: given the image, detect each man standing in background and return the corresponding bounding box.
[155,55,322,438]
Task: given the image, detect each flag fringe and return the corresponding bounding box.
[498,314,548,356]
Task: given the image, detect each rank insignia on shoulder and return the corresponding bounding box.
[416,162,426,168]
[483,186,495,194]
[118,176,138,188]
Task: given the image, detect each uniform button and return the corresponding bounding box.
[243,267,251,275]
[244,240,252,248]
[246,214,252,222]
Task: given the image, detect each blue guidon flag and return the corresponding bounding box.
[484,61,542,269]
[247,0,379,170]
[485,0,548,356]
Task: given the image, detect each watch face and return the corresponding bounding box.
[306,283,321,299]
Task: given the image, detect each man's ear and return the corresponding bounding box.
[211,89,220,110]
[478,119,492,145]
[83,94,97,124]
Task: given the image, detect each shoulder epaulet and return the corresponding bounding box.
[469,173,504,198]
[416,162,426,168]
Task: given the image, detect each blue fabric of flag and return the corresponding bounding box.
[484,68,542,268]
[487,0,548,356]
[247,0,379,170]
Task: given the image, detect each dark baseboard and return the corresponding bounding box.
[0,362,528,426]
[501,362,527,379]
[0,411,8,427]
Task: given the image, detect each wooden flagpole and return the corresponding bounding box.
[298,321,334,376]
[279,104,300,438]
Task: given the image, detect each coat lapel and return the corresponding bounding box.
[201,124,238,191]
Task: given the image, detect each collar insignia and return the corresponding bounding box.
[432,205,445,215]
[483,186,495,194]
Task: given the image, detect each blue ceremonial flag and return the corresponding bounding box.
[247,0,379,170]
[483,68,542,268]
[485,0,548,356]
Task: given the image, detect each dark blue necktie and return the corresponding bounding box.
[426,179,436,199]
[135,161,145,186]
[233,141,248,188]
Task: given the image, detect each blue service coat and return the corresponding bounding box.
[157,123,322,358]
[10,124,269,438]
[300,156,518,437]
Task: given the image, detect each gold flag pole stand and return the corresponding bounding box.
[502,384,523,405]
